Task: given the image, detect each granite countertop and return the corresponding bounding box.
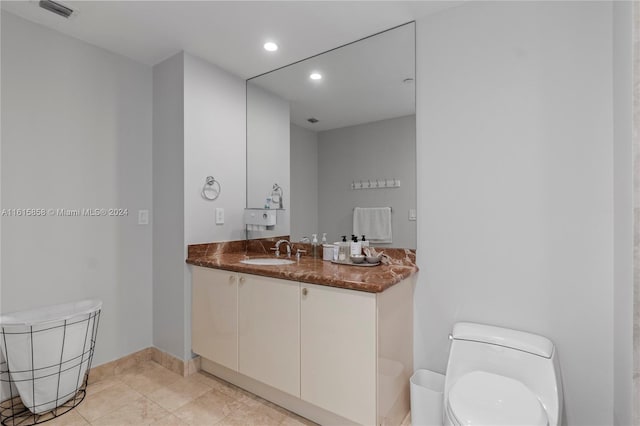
[186,239,418,293]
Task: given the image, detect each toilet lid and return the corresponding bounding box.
[448,371,548,426]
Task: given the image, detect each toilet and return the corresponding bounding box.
[444,322,563,426]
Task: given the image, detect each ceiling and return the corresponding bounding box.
[249,22,415,131]
[1,1,462,79]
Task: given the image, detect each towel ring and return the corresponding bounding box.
[201,176,221,201]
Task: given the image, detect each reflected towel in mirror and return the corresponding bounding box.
[353,207,392,243]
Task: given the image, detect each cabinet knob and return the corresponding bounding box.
[302,288,308,296]
[239,276,246,284]
[229,275,236,283]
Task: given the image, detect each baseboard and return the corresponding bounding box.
[149,348,200,377]
[90,347,200,382]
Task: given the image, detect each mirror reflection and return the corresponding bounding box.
[247,22,416,249]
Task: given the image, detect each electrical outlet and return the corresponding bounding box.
[215,208,224,225]
[409,209,417,221]
[138,209,149,225]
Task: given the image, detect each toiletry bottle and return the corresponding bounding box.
[311,234,319,258]
[321,233,329,261]
[350,236,362,256]
[338,235,348,261]
[361,235,370,248]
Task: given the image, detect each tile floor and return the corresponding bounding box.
[42,361,317,426]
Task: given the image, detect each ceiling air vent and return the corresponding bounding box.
[39,0,74,18]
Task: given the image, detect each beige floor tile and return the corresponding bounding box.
[279,413,318,426]
[118,362,182,397]
[147,375,212,412]
[38,410,90,426]
[75,382,142,422]
[191,371,226,388]
[85,375,122,397]
[148,413,190,426]
[76,361,319,426]
[217,401,285,426]
[173,388,250,425]
[215,408,272,426]
[91,397,170,426]
[251,401,286,423]
[220,386,264,409]
[89,364,116,384]
[193,372,264,408]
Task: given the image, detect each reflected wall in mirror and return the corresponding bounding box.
[246,22,416,248]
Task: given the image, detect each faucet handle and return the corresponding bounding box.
[295,249,307,260]
[270,247,279,257]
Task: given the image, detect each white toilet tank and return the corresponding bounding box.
[444,322,563,426]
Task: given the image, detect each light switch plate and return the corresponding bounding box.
[138,209,149,225]
[215,208,224,225]
[409,208,417,221]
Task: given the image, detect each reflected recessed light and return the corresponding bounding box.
[263,42,278,52]
[310,73,322,80]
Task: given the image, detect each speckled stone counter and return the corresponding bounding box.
[186,239,418,293]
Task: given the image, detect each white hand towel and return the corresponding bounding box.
[353,207,392,243]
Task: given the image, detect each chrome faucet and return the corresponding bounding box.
[295,248,307,260]
[270,240,291,257]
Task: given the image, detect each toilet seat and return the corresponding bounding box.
[447,371,548,426]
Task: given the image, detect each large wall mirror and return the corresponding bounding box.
[247,22,416,249]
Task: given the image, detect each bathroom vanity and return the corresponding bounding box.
[187,241,416,426]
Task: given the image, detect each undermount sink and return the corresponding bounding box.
[240,258,295,266]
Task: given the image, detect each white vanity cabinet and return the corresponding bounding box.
[238,274,300,397]
[300,283,377,426]
[192,269,300,396]
[192,265,413,426]
[191,267,238,371]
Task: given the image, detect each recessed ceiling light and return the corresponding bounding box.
[263,42,278,52]
[310,73,322,80]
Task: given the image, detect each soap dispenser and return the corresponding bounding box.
[338,235,349,261]
[350,236,362,256]
[311,234,319,258]
[361,235,370,248]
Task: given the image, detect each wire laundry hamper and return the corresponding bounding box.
[0,300,102,426]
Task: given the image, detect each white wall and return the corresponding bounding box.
[612,2,634,425]
[183,52,246,358]
[153,52,246,360]
[317,115,416,247]
[415,3,614,425]
[290,124,318,241]
[152,52,185,360]
[246,83,290,238]
[184,53,246,246]
[1,11,153,368]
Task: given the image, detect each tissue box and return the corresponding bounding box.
[244,209,277,226]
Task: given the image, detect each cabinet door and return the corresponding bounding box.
[300,283,377,425]
[238,274,300,397]
[191,267,238,371]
